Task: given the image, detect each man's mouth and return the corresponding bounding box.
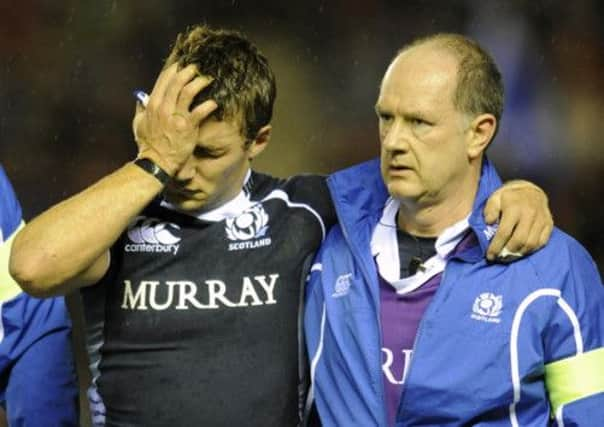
[166,187,202,199]
[388,164,412,174]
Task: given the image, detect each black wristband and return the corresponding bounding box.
[133,158,172,185]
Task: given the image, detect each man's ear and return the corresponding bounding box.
[247,125,271,160]
[467,114,496,160]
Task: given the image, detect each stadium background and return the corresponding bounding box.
[0,1,602,425]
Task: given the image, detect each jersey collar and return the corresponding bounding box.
[160,169,254,222]
[372,197,470,294]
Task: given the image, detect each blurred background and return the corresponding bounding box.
[1,0,603,266]
[0,1,602,424]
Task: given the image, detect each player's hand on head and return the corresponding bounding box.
[483,180,553,262]
[132,63,217,175]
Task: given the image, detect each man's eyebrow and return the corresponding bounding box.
[374,104,387,114]
[402,109,432,120]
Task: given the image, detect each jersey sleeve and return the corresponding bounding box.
[538,233,604,425]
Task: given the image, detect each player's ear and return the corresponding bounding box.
[466,113,496,160]
[247,125,271,160]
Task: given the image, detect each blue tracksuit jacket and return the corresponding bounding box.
[305,158,604,426]
[0,166,79,426]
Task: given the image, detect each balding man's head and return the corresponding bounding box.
[391,34,504,127]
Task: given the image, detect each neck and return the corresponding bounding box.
[397,168,480,238]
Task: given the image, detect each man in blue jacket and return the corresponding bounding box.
[305,33,604,426]
[0,166,78,426]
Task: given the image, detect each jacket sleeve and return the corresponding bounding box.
[304,247,327,401]
[540,235,604,426]
[0,166,23,239]
[0,166,25,302]
[301,240,329,426]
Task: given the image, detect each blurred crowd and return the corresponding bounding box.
[1,1,602,268]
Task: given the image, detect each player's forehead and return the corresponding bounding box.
[197,116,245,148]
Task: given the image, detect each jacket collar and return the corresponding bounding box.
[327,157,503,263]
[467,157,503,260]
[327,158,388,233]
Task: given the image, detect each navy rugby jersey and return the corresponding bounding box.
[81,171,334,427]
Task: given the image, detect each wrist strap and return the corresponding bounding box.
[133,158,171,185]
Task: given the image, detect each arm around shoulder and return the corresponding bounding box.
[484,179,553,261]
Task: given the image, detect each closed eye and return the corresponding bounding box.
[193,146,223,159]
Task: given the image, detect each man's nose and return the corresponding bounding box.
[382,120,410,152]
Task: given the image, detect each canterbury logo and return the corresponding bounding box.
[332,273,352,298]
[125,217,181,255]
[226,204,269,241]
[127,217,181,244]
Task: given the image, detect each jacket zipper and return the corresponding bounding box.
[396,262,462,423]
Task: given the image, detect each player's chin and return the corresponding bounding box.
[166,191,208,211]
[178,197,209,211]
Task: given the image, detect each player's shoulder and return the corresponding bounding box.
[249,170,327,198]
[250,170,335,228]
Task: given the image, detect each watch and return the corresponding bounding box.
[133,157,172,185]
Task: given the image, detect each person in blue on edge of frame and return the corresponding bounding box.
[0,165,78,426]
[305,33,603,427]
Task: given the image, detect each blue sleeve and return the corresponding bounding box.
[0,166,23,240]
[305,251,326,369]
[303,242,328,422]
[539,233,604,425]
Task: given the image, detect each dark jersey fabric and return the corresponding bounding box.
[396,230,437,278]
[81,171,334,427]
